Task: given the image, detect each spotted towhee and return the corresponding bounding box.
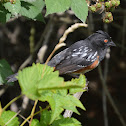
[7,30,116,82]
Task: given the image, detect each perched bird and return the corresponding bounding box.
[7,30,116,82]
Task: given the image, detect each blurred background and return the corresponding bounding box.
[0,0,126,125]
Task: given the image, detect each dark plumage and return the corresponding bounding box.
[48,30,115,74]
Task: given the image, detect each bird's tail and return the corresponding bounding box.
[6,73,18,82]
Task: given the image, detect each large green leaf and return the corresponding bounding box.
[31,119,41,126]
[18,64,86,123]
[52,116,81,126]
[69,74,87,94]
[18,63,45,100]
[3,0,21,16]
[40,110,81,126]
[18,63,84,100]
[0,59,13,85]
[45,0,71,16]
[39,90,85,124]
[0,4,11,23]
[20,0,44,21]
[0,111,19,126]
[40,110,51,126]
[71,0,88,22]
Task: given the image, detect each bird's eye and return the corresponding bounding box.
[104,39,108,43]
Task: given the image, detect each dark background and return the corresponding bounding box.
[0,0,126,125]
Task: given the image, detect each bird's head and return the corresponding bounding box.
[89,30,116,49]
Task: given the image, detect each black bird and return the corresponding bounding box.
[7,30,116,82]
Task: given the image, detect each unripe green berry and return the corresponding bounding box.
[104,19,110,23]
[105,2,111,8]
[96,3,102,8]
[107,12,112,18]
[115,0,120,6]
[90,6,96,12]
[111,0,116,6]
[99,0,104,2]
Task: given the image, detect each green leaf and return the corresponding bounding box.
[37,71,64,90]
[0,4,11,23]
[69,74,86,94]
[0,59,13,85]
[3,0,21,16]
[18,63,84,100]
[40,110,82,126]
[18,63,44,100]
[39,91,85,124]
[45,0,71,16]
[52,116,81,126]
[18,64,86,123]
[31,119,41,126]
[20,0,44,21]
[71,0,88,22]
[0,110,19,126]
[40,110,51,126]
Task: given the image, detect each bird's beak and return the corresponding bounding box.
[108,41,116,47]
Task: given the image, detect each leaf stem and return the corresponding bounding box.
[2,94,23,112]
[20,105,50,126]
[29,100,38,126]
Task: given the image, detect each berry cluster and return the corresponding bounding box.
[0,0,16,4]
[89,0,120,23]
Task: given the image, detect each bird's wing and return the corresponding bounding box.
[48,40,98,74]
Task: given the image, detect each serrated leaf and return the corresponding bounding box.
[18,63,45,100]
[39,91,85,124]
[0,110,19,126]
[69,74,86,94]
[18,63,86,124]
[0,4,11,23]
[40,110,81,126]
[71,0,88,22]
[52,116,81,126]
[31,119,41,126]
[37,71,64,90]
[18,63,63,100]
[39,91,64,124]
[38,72,84,91]
[21,0,37,3]
[3,0,21,16]
[0,59,13,85]
[45,0,71,16]
[20,0,44,21]
[18,63,84,100]
[40,110,51,126]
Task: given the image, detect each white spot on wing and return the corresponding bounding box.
[91,51,97,59]
[73,49,77,51]
[72,52,82,57]
[77,64,85,67]
[82,53,87,57]
[86,54,93,61]
[66,56,70,59]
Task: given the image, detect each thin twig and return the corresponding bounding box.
[121,16,126,55]
[4,110,21,126]
[20,105,50,126]
[2,94,23,111]
[102,51,109,126]
[37,22,54,63]
[98,65,126,126]
[102,24,109,126]
[18,113,30,123]
[29,100,38,126]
